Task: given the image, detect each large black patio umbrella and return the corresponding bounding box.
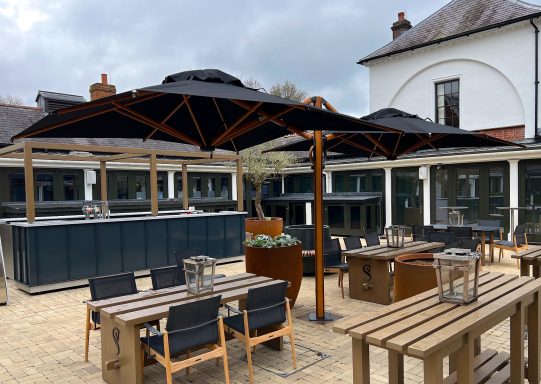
[13,69,400,321]
[267,107,519,159]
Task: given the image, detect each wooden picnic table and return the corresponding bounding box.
[333,272,541,384]
[86,273,285,384]
[342,241,444,304]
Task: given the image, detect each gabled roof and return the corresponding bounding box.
[35,91,86,103]
[360,0,541,65]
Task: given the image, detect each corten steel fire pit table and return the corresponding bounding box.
[86,273,289,384]
[342,241,444,304]
[334,272,541,384]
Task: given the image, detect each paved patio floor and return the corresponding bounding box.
[0,249,524,383]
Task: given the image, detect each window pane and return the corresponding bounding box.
[135,175,146,199]
[117,175,128,199]
[9,174,25,202]
[207,177,216,198]
[452,81,459,93]
[157,174,164,199]
[444,82,452,94]
[177,176,183,198]
[221,176,229,198]
[63,175,79,200]
[437,95,444,107]
[193,177,202,198]
[437,83,444,96]
[36,174,53,202]
[456,168,480,224]
[435,79,460,128]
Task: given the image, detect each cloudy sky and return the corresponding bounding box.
[0,0,511,116]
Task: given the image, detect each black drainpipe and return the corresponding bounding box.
[531,18,539,138]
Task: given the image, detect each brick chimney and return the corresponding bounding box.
[89,74,116,100]
[392,12,412,39]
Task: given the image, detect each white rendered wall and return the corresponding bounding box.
[366,21,538,137]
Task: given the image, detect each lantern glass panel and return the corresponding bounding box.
[385,225,405,248]
[448,210,464,226]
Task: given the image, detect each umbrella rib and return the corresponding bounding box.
[54,91,162,115]
[212,98,238,153]
[212,105,294,147]
[145,98,189,141]
[340,135,390,158]
[183,95,208,147]
[113,103,200,146]
[210,101,264,146]
[400,134,443,156]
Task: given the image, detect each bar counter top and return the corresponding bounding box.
[4,210,247,228]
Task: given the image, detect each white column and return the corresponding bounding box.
[324,171,332,193]
[422,166,431,225]
[167,171,175,199]
[508,159,519,240]
[83,169,94,201]
[305,202,313,225]
[281,175,285,194]
[384,167,392,228]
[231,172,238,201]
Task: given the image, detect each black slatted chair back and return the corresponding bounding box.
[515,225,527,245]
[245,281,288,330]
[150,266,186,290]
[448,226,473,241]
[364,232,380,247]
[478,219,501,227]
[174,247,201,266]
[412,225,434,241]
[165,295,222,355]
[343,236,362,250]
[459,238,480,252]
[427,231,456,249]
[324,238,342,266]
[88,272,137,324]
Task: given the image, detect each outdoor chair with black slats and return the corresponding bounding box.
[150,266,186,290]
[427,231,457,251]
[140,295,230,384]
[459,238,480,252]
[343,236,362,251]
[174,247,201,266]
[85,272,138,362]
[323,238,349,298]
[223,281,296,384]
[492,224,528,266]
[478,218,502,250]
[412,225,434,241]
[364,231,381,247]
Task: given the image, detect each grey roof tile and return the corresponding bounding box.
[360,0,541,64]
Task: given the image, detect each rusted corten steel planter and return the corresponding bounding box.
[393,253,437,302]
[245,217,283,237]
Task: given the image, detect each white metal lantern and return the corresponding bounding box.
[183,256,217,294]
[448,209,464,226]
[433,249,480,305]
[385,225,405,248]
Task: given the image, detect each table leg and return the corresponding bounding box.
[455,334,474,384]
[388,350,404,384]
[480,232,486,266]
[352,338,370,384]
[489,232,495,263]
[528,291,541,384]
[521,260,530,277]
[423,352,443,384]
[510,300,525,384]
[101,317,143,384]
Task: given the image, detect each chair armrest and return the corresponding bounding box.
[224,303,243,315]
[143,322,163,336]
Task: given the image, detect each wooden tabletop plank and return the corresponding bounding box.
[101,276,273,318]
[512,245,541,260]
[343,241,444,260]
[333,271,497,335]
[407,277,541,358]
[116,280,287,326]
[366,274,518,349]
[87,273,255,310]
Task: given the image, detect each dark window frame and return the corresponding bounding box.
[435,79,460,128]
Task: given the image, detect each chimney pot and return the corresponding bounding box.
[101,74,108,84]
[398,12,405,21]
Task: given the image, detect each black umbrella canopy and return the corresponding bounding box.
[267,108,522,159]
[12,70,397,152]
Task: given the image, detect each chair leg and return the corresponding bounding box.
[243,312,255,384]
[339,272,344,299]
[286,300,297,369]
[140,345,145,377]
[84,306,91,362]
[218,318,231,384]
[185,350,190,375]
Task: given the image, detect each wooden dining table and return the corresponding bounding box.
[334,271,541,384]
[342,241,444,304]
[86,273,284,384]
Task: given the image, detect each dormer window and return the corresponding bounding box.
[435,79,459,127]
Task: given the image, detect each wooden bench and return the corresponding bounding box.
[512,245,541,277]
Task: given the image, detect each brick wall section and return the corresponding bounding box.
[474,125,525,141]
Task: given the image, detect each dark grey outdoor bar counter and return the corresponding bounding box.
[5,211,246,293]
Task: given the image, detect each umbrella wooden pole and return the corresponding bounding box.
[149,154,158,216]
[182,165,189,209]
[23,143,35,224]
[99,161,108,202]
